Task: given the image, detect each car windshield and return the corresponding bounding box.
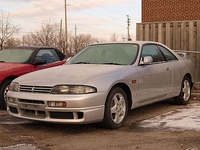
[0,48,34,63]
[69,43,139,65]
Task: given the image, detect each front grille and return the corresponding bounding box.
[19,85,52,93]
[18,99,45,104]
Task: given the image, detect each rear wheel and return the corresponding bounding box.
[101,87,128,129]
[0,79,12,110]
[174,76,192,105]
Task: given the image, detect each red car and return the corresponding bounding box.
[0,46,66,109]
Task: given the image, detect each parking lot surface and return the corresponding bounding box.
[0,97,200,150]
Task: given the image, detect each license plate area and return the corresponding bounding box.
[19,104,45,110]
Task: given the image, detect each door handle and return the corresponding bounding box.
[166,67,170,71]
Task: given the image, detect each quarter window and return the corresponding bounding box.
[158,45,177,61]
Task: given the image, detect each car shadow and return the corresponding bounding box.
[0,98,194,134]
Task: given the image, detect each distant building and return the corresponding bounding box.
[142,0,200,22]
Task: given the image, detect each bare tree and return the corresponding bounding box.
[110,33,119,42]
[22,22,101,56]
[98,37,107,43]
[0,12,19,50]
[72,34,99,55]
[22,22,59,47]
[4,37,21,48]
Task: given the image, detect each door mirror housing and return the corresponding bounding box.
[139,56,153,65]
[33,59,46,66]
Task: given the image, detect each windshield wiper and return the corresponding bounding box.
[72,62,91,64]
[72,62,122,65]
[0,61,5,62]
[101,62,122,65]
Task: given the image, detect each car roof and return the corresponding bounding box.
[89,41,164,46]
[4,46,57,50]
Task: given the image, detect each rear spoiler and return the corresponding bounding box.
[174,50,190,59]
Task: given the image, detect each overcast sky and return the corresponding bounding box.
[0,0,141,40]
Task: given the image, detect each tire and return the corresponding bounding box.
[101,87,128,129]
[174,76,192,105]
[0,79,12,110]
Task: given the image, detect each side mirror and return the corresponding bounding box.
[33,59,46,66]
[139,56,153,65]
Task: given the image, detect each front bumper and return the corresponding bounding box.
[7,91,106,124]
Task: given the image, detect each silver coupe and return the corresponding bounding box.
[7,41,194,129]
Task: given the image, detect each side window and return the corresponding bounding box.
[158,45,178,61]
[142,45,164,63]
[35,49,60,64]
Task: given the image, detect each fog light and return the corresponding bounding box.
[48,102,67,107]
[7,97,16,103]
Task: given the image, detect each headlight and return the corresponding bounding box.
[51,85,97,94]
[8,82,19,92]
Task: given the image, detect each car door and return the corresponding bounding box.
[31,48,65,71]
[136,44,173,104]
[157,45,179,91]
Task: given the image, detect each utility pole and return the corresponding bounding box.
[74,25,77,53]
[65,0,68,55]
[59,19,63,52]
[127,15,131,41]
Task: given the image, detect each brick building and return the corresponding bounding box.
[142,0,200,22]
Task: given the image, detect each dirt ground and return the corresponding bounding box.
[0,95,200,150]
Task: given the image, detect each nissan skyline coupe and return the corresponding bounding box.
[7,41,194,129]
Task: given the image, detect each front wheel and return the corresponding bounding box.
[174,76,192,105]
[101,87,128,129]
[0,79,12,110]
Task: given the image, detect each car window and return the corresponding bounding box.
[141,45,165,63]
[35,49,60,64]
[158,45,178,61]
[69,44,139,65]
[0,49,34,63]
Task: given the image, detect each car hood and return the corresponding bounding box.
[0,63,29,72]
[15,64,127,86]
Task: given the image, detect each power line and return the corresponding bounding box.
[72,0,125,22]
[32,2,59,17]
[1,1,129,39]
[70,5,125,29]
[83,0,126,16]
[78,26,122,37]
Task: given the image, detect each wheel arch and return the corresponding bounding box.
[0,76,16,86]
[184,73,193,87]
[0,76,17,110]
[109,83,132,111]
